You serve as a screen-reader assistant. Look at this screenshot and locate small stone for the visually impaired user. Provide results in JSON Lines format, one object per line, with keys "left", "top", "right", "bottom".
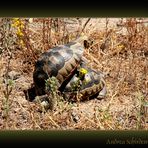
{"left": 71, "top": 111, "right": 80, "bottom": 123}
{"left": 8, "top": 71, "right": 20, "bottom": 80}
{"left": 41, "top": 101, "right": 50, "bottom": 110}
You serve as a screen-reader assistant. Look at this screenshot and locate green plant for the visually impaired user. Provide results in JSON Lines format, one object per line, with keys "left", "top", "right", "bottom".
{"left": 135, "top": 91, "right": 145, "bottom": 129}
{"left": 0, "top": 18, "right": 15, "bottom": 129}
{"left": 3, "top": 78, "right": 15, "bottom": 122}
{"left": 45, "top": 76, "right": 60, "bottom": 110}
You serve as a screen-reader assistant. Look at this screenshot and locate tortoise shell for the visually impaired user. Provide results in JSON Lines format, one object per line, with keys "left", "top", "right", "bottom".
{"left": 33, "top": 36, "right": 89, "bottom": 96}
{"left": 63, "top": 62, "right": 107, "bottom": 101}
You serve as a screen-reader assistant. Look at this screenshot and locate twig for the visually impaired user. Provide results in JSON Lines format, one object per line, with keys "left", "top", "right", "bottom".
{"left": 81, "top": 18, "right": 91, "bottom": 33}
{"left": 85, "top": 49, "right": 103, "bottom": 67}
{"left": 84, "top": 115, "right": 102, "bottom": 129}
{"left": 53, "top": 101, "right": 69, "bottom": 116}
{"left": 30, "top": 112, "right": 41, "bottom": 129}
{"left": 106, "top": 75, "right": 126, "bottom": 111}
{"left": 94, "top": 108, "right": 105, "bottom": 129}
{"left": 47, "top": 115, "right": 60, "bottom": 128}
{"left": 104, "top": 120, "right": 114, "bottom": 130}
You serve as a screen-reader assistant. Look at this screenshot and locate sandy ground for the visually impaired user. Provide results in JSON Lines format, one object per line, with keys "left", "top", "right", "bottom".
{"left": 0, "top": 18, "right": 147, "bottom": 130}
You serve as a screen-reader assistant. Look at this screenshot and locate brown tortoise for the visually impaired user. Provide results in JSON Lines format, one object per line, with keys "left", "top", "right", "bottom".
{"left": 63, "top": 61, "right": 107, "bottom": 102}
{"left": 24, "top": 35, "right": 107, "bottom": 108}
{"left": 25, "top": 35, "right": 91, "bottom": 101}
{"left": 28, "top": 61, "right": 107, "bottom": 110}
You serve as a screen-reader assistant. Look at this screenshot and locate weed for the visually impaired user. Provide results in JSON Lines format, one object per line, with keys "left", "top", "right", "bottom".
{"left": 0, "top": 18, "right": 148, "bottom": 130}
{"left": 45, "top": 76, "right": 60, "bottom": 110}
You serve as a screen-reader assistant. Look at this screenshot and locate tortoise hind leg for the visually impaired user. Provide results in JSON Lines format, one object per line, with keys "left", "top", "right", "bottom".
{"left": 97, "top": 86, "right": 107, "bottom": 99}
{"left": 23, "top": 85, "right": 37, "bottom": 101}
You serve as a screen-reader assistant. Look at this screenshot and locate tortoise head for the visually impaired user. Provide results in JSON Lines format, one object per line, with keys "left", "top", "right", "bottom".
{"left": 74, "top": 35, "right": 93, "bottom": 49}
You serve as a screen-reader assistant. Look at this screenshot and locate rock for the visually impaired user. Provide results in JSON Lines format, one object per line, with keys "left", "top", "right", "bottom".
{"left": 8, "top": 71, "right": 21, "bottom": 80}
{"left": 71, "top": 110, "right": 80, "bottom": 123}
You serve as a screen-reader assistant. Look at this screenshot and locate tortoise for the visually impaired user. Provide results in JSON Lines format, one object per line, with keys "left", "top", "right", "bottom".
{"left": 63, "top": 62, "right": 107, "bottom": 102}
{"left": 26, "top": 62, "right": 107, "bottom": 109}
{"left": 32, "top": 35, "right": 92, "bottom": 99}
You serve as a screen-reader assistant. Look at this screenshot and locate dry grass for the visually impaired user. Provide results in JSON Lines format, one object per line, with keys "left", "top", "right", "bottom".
{"left": 0, "top": 18, "right": 148, "bottom": 130}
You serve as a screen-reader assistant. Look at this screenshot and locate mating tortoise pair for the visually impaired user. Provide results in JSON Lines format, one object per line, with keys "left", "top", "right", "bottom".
{"left": 24, "top": 35, "right": 107, "bottom": 104}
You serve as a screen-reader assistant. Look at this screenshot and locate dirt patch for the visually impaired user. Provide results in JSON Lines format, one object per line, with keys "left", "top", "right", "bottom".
{"left": 0, "top": 18, "right": 148, "bottom": 130}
